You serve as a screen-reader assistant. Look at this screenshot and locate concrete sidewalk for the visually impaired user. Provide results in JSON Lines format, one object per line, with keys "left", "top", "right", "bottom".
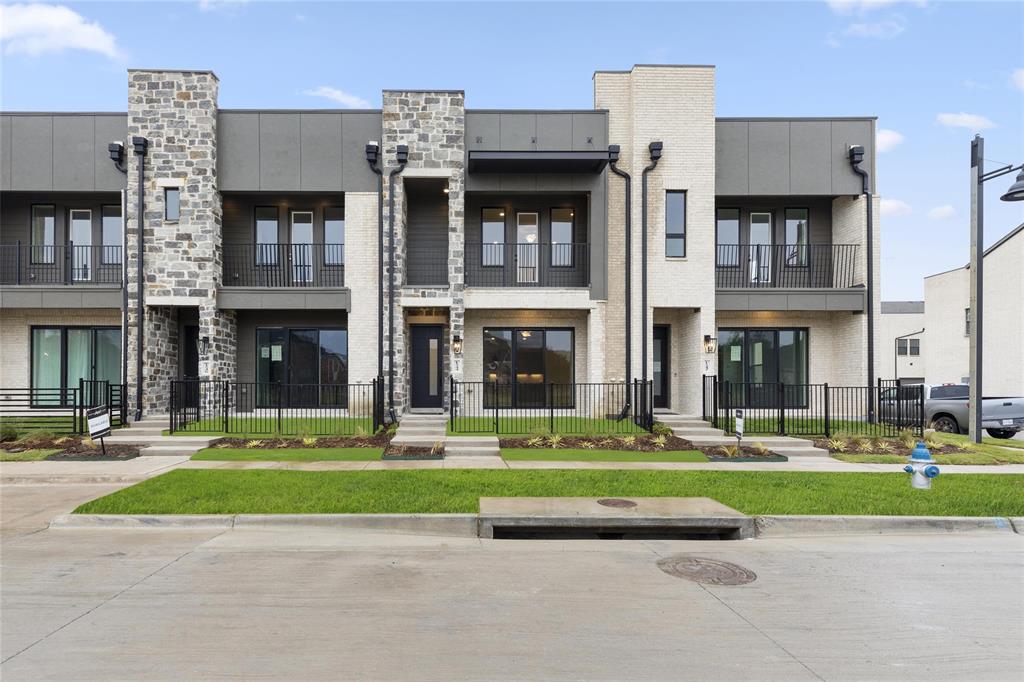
{"left": 0, "top": 456, "right": 189, "bottom": 484}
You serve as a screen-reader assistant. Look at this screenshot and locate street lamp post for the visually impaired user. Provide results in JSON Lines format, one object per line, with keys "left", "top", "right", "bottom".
{"left": 968, "top": 135, "right": 1024, "bottom": 443}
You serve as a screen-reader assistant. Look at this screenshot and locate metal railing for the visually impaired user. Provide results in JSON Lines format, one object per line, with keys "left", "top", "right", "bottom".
{"left": 449, "top": 378, "right": 653, "bottom": 434}
{"left": 715, "top": 244, "right": 859, "bottom": 289}
{"left": 701, "top": 375, "right": 923, "bottom": 437}
{"left": 465, "top": 242, "right": 589, "bottom": 288}
{"left": 221, "top": 243, "right": 345, "bottom": 288}
{"left": 406, "top": 243, "right": 450, "bottom": 286}
{"left": 0, "top": 243, "right": 123, "bottom": 286}
{"left": 169, "top": 378, "right": 384, "bottom": 435}
{"left": 0, "top": 380, "right": 127, "bottom": 434}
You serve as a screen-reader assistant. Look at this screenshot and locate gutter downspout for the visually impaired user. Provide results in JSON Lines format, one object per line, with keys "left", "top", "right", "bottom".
{"left": 132, "top": 137, "right": 148, "bottom": 422}
{"left": 640, "top": 142, "right": 662, "bottom": 386}
{"left": 849, "top": 145, "right": 875, "bottom": 421}
{"left": 108, "top": 144, "right": 128, "bottom": 402}
{"left": 387, "top": 146, "right": 408, "bottom": 417}
{"left": 608, "top": 146, "right": 632, "bottom": 395}
{"left": 366, "top": 145, "right": 384, "bottom": 383}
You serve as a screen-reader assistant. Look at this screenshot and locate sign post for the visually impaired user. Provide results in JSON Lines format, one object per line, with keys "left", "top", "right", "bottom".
{"left": 734, "top": 408, "right": 744, "bottom": 450}
{"left": 87, "top": 405, "right": 112, "bottom": 457}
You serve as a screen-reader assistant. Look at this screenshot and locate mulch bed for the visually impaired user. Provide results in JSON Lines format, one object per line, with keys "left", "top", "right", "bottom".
{"left": 212, "top": 432, "right": 392, "bottom": 449}
{"left": 499, "top": 434, "right": 694, "bottom": 451}
{"left": 811, "top": 438, "right": 961, "bottom": 457}
{"left": 46, "top": 448, "right": 140, "bottom": 461}
{"left": 2, "top": 436, "right": 141, "bottom": 460}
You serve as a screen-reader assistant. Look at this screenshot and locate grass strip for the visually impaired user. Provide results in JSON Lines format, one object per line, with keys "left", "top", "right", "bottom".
{"left": 191, "top": 447, "right": 383, "bottom": 462}
{"left": 835, "top": 451, "right": 1024, "bottom": 465}
{"left": 74, "top": 469, "right": 1024, "bottom": 517}
{"left": 501, "top": 448, "right": 707, "bottom": 462}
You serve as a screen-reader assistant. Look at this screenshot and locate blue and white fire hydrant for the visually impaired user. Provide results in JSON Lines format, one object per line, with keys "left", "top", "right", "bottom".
{"left": 904, "top": 441, "right": 940, "bottom": 490}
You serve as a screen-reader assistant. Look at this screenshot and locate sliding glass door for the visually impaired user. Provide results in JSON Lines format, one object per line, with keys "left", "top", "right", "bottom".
{"left": 482, "top": 328, "right": 574, "bottom": 408}
{"left": 31, "top": 327, "right": 121, "bottom": 406}
{"left": 256, "top": 328, "right": 348, "bottom": 408}
{"left": 717, "top": 328, "right": 808, "bottom": 408}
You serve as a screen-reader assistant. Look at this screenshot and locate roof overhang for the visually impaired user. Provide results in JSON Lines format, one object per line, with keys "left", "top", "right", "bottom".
{"left": 468, "top": 150, "right": 610, "bottom": 174}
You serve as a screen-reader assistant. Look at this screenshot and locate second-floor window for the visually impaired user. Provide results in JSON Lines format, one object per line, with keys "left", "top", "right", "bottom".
{"left": 665, "top": 191, "right": 686, "bottom": 257}
{"left": 324, "top": 207, "right": 345, "bottom": 266}
{"left": 482, "top": 208, "right": 505, "bottom": 267}
{"left": 964, "top": 308, "right": 970, "bottom": 336}
{"left": 31, "top": 204, "right": 56, "bottom": 264}
{"left": 255, "top": 207, "right": 279, "bottom": 265}
{"left": 785, "top": 208, "right": 809, "bottom": 266}
{"left": 898, "top": 338, "right": 922, "bottom": 356}
{"left": 102, "top": 205, "right": 122, "bottom": 264}
{"left": 69, "top": 209, "right": 92, "bottom": 280}
{"left": 551, "top": 208, "right": 574, "bottom": 267}
{"left": 164, "top": 188, "right": 180, "bottom": 221}
{"left": 291, "top": 211, "right": 314, "bottom": 283}
{"left": 716, "top": 208, "right": 740, "bottom": 266}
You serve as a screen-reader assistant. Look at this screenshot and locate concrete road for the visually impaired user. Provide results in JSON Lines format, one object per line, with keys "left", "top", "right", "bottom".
{"left": 2, "top": 489, "right": 1022, "bottom": 681}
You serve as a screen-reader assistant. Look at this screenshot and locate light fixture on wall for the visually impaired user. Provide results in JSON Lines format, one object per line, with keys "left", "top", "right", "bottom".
{"left": 200, "top": 336, "right": 211, "bottom": 356}
{"left": 452, "top": 335, "right": 463, "bottom": 355}
{"left": 703, "top": 334, "right": 717, "bottom": 354}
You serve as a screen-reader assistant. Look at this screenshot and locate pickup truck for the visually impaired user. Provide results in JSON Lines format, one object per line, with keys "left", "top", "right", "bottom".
{"left": 918, "top": 384, "right": 1024, "bottom": 439}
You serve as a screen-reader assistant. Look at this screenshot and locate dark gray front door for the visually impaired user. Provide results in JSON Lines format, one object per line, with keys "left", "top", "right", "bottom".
{"left": 410, "top": 326, "right": 443, "bottom": 408}
{"left": 653, "top": 325, "right": 670, "bottom": 409}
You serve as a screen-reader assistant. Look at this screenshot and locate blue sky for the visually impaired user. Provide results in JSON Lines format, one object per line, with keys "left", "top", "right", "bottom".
{"left": 1, "top": 0, "right": 1021, "bottom": 300}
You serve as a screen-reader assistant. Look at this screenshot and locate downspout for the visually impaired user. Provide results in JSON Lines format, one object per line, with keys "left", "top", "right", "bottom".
{"left": 365, "top": 143, "right": 384, "bottom": 383}
{"left": 132, "top": 136, "right": 149, "bottom": 421}
{"left": 849, "top": 145, "right": 875, "bottom": 420}
{"left": 387, "top": 145, "right": 409, "bottom": 416}
{"left": 608, "top": 146, "right": 632, "bottom": 393}
{"left": 640, "top": 142, "right": 662, "bottom": 385}
{"left": 107, "top": 143, "right": 128, "bottom": 400}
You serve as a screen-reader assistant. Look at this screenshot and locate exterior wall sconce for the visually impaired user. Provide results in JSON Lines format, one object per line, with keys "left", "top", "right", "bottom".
{"left": 703, "top": 334, "right": 717, "bottom": 354}
{"left": 200, "top": 336, "right": 211, "bottom": 356}
{"left": 452, "top": 335, "right": 463, "bottom": 355}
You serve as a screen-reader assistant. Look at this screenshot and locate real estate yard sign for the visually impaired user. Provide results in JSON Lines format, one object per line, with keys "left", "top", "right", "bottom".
{"left": 87, "top": 405, "right": 111, "bottom": 455}
{"left": 735, "top": 409, "right": 744, "bottom": 448}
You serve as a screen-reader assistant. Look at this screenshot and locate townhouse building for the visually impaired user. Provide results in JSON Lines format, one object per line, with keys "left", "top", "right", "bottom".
{"left": 0, "top": 65, "right": 879, "bottom": 422}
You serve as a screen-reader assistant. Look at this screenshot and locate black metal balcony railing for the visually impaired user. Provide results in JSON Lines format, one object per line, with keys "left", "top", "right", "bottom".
{"left": 221, "top": 243, "right": 344, "bottom": 288}
{"left": 0, "top": 243, "right": 123, "bottom": 286}
{"left": 465, "top": 242, "right": 589, "bottom": 288}
{"left": 715, "top": 244, "right": 859, "bottom": 289}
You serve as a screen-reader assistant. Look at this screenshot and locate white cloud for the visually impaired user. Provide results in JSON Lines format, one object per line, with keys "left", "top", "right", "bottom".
{"left": 880, "top": 199, "right": 912, "bottom": 217}
{"left": 827, "top": 0, "right": 925, "bottom": 15}
{"left": 0, "top": 3, "right": 120, "bottom": 58}
{"left": 845, "top": 18, "right": 906, "bottom": 39}
{"left": 303, "top": 86, "right": 371, "bottom": 109}
{"left": 824, "top": 32, "right": 842, "bottom": 48}
{"left": 936, "top": 112, "right": 996, "bottom": 130}
{"left": 1011, "top": 69, "right": 1024, "bottom": 91}
{"left": 927, "top": 205, "right": 955, "bottom": 220}
{"left": 876, "top": 129, "right": 904, "bottom": 152}
{"left": 198, "top": 0, "right": 249, "bottom": 13}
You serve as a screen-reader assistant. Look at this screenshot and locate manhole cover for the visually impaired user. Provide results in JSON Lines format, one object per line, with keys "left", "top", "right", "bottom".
{"left": 656, "top": 555, "right": 757, "bottom": 585}
{"left": 597, "top": 498, "right": 637, "bottom": 508}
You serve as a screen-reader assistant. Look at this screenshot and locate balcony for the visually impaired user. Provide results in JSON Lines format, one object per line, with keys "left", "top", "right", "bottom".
{"left": 716, "top": 244, "right": 859, "bottom": 289}
{"left": 0, "top": 244, "right": 122, "bottom": 286}
{"left": 221, "top": 243, "right": 345, "bottom": 288}
{"left": 465, "top": 242, "right": 590, "bottom": 288}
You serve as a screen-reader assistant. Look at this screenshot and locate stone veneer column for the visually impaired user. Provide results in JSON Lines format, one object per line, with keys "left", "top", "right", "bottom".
{"left": 126, "top": 69, "right": 232, "bottom": 416}
{"left": 381, "top": 91, "right": 465, "bottom": 413}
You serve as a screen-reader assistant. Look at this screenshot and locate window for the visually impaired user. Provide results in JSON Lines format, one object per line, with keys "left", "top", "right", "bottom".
{"left": 69, "top": 209, "right": 92, "bottom": 281}
{"left": 550, "top": 208, "right": 574, "bottom": 267}
{"left": 964, "top": 308, "right": 970, "bottom": 336}
{"left": 716, "top": 208, "right": 740, "bottom": 266}
{"left": 897, "top": 339, "right": 908, "bottom": 356}
{"left": 164, "top": 188, "right": 180, "bottom": 221}
{"left": 749, "top": 212, "right": 773, "bottom": 283}
{"left": 717, "top": 328, "right": 809, "bottom": 407}
{"left": 481, "top": 208, "right": 505, "bottom": 266}
{"left": 324, "top": 207, "right": 345, "bottom": 266}
{"left": 909, "top": 338, "right": 920, "bottom": 356}
{"left": 482, "top": 328, "right": 575, "bottom": 408}
{"left": 31, "top": 205, "right": 55, "bottom": 264}
{"left": 784, "top": 208, "right": 809, "bottom": 267}
{"left": 291, "top": 211, "right": 314, "bottom": 282}
{"left": 256, "top": 327, "right": 348, "bottom": 407}
{"left": 517, "top": 212, "right": 539, "bottom": 283}
{"left": 665, "top": 191, "right": 686, "bottom": 257}
{"left": 101, "top": 205, "right": 122, "bottom": 264}
{"left": 30, "top": 326, "right": 121, "bottom": 406}
{"left": 255, "top": 207, "right": 279, "bottom": 265}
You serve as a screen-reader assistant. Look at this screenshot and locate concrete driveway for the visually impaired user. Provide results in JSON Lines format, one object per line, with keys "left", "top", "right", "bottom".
{"left": 2, "top": 486, "right": 1022, "bottom": 681}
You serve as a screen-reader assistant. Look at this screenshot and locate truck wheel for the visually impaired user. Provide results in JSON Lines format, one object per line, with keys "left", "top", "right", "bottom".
{"left": 932, "top": 415, "right": 960, "bottom": 434}
{"left": 986, "top": 429, "right": 1016, "bottom": 440}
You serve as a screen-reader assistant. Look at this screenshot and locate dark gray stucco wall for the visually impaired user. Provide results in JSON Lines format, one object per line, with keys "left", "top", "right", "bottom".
{"left": 713, "top": 196, "right": 834, "bottom": 246}
{"left": 715, "top": 118, "right": 876, "bottom": 196}
{"left": 221, "top": 193, "right": 346, "bottom": 246}
{"left": 1, "top": 191, "right": 122, "bottom": 245}
{"left": 217, "top": 111, "right": 382, "bottom": 192}
{"left": 0, "top": 114, "right": 127, "bottom": 192}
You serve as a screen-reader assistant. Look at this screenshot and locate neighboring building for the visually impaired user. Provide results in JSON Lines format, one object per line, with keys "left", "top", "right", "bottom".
{"left": 0, "top": 65, "right": 878, "bottom": 419}
{"left": 922, "top": 224, "right": 1024, "bottom": 395}
{"left": 878, "top": 301, "right": 925, "bottom": 383}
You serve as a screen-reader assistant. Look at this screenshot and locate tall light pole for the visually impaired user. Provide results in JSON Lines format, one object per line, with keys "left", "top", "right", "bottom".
{"left": 968, "top": 135, "right": 1024, "bottom": 443}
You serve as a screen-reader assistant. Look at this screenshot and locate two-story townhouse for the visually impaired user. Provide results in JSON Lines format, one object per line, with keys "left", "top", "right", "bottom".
{"left": 0, "top": 65, "right": 878, "bottom": 424}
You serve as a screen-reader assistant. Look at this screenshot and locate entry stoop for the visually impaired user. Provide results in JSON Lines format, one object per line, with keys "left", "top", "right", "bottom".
{"left": 444, "top": 436, "right": 501, "bottom": 458}
{"left": 391, "top": 413, "right": 447, "bottom": 448}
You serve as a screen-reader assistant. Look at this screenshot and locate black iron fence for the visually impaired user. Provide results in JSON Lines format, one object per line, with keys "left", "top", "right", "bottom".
{"left": 169, "top": 378, "right": 384, "bottom": 435}
{"left": 701, "top": 375, "right": 923, "bottom": 437}
{"left": 221, "top": 243, "right": 345, "bottom": 288}
{"left": 0, "top": 380, "right": 127, "bottom": 434}
{"left": 465, "top": 242, "right": 589, "bottom": 287}
{"left": 0, "top": 243, "right": 123, "bottom": 286}
{"left": 715, "top": 244, "right": 859, "bottom": 289}
{"left": 449, "top": 378, "right": 653, "bottom": 434}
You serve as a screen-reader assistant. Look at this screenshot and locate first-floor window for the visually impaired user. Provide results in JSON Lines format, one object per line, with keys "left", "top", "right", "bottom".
{"left": 483, "top": 327, "right": 574, "bottom": 408}
{"left": 255, "top": 328, "right": 348, "bottom": 407}
{"left": 31, "top": 326, "right": 121, "bottom": 405}
{"left": 717, "top": 328, "right": 808, "bottom": 407}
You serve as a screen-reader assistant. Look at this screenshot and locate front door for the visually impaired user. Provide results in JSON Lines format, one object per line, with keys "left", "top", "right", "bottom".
{"left": 182, "top": 325, "right": 200, "bottom": 410}
{"left": 653, "top": 325, "right": 670, "bottom": 409}
{"left": 410, "top": 325, "right": 443, "bottom": 409}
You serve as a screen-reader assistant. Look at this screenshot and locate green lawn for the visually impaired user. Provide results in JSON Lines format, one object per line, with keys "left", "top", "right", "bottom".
{"left": 191, "top": 447, "right": 383, "bottom": 462}
{"left": 73, "top": 469, "right": 1024, "bottom": 517}
{"left": 0, "top": 449, "right": 60, "bottom": 462}
{"left": 448, "top": 416, "right": 646, "bottom": 436}
{"left": 835, "top": 451, "right": 1024, "bottom": 465}
{"left": 930, "top": 432, "right": 1024, "bottom": 451}
{"left": 502, "top": 448, "right": 707, "bottom": 462}
{"left": 165, "top": 416, "right": 375, "bottom": 437}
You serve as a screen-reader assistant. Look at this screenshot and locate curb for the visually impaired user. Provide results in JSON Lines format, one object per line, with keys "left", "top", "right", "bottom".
{"left": 50, "top": 513, "right": 1022, "bottom": 537}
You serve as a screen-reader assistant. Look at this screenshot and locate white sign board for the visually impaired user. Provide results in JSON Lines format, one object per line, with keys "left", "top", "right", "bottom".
{"left": 87, "top": 406, "right": 112, "bottom": 439}
{"left": 734, "top": 409, "right": 744, "bottom": 438}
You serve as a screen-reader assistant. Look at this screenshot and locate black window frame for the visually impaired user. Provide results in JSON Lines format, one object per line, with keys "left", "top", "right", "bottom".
{"left": 784, "top": 207, "right": 810, "bottom": 268}
{"left": 717, "top": 327, "right": 810, "bottom": 408}
{"left": 164, "top": 187, "right": 180, "bottom": 222}
{"left": 665, "top": 190, "right": 687, "bottom": 258}
{"left": 323, "top": 206, "right": 345, "bottom": 267}
{"left": 101, "top": 204, "right": 123, "bottom": 265}
{"left": 254, "top": 205, "right": 280, "bottom": 266}
{"left": 549, "top": 207, "right": 575, "bottom": 268}
{"left": 897, "top": 339, "right": 908, "bottom": 356}
{"left": 964, "top": 308, "right": 970, "bottom": 336}
{"left": 30, "top": 203, "right": 57, "bottom": 265}
{"left": 482, "top": 326, "right": 575, "bottom": 409}
{"left": 29, "top": 325, "right": 121, "bottom": 405}
{"left": 908, "top": 338, "right": 920, "bottom": 356}
{"left": 254, "top": 326, "right": 349, "bottom": 408}
{"left": 715, "top": 207, "right": 741, "bottom": 268}
{"left": 480, "top": 206, "right": 506, "bottom": 268}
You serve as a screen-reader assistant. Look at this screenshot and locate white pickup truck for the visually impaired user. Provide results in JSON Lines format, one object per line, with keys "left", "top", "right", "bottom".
{"left": 919, "top": 384, "right": 1024, "bottom": 439}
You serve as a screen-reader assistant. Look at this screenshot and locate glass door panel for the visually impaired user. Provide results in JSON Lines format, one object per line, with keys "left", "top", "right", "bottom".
{"left": 749, "top": 212, "right": 772, "bottom": 284}
{"left": 319, "top": 330, "right": 348, "bottom": 407}
{"left": 290, "top": 211, "right": 314, "bottom": 283}
{"left": 717, "top": 330, "right": 745, "bottom": 407}
{"left": 256, "top": 329, "right": 287, "bottom": 407}
{"left": 288, "top": 329, "right": 319, "bottom": 406}
{"left": 66, "top": 329, "right": 93, "bottom": 403}
{"left": 483, "top": 329, "right": 513, "bottom": 408}
{"left": 94, "top": 329, "right": 121, "bottom": 384}
{"left": 746, "top": 330, "right": 778, "bottom": 407}
{"left": 514, "top": 329, "right": 544, "bottom": 407}
{"left": 70, "top": 209, "right": 92, "bottom": 281}
{"left": 31, "top": 329, "right": 62, "bottom": 405}
{"left": 516, "top": 212, "right": 539, "bottom": 284}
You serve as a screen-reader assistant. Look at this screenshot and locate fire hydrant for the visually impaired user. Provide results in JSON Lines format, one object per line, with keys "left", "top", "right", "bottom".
{"left": 904, "top": 441, "right": 940, "bottom": 490}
